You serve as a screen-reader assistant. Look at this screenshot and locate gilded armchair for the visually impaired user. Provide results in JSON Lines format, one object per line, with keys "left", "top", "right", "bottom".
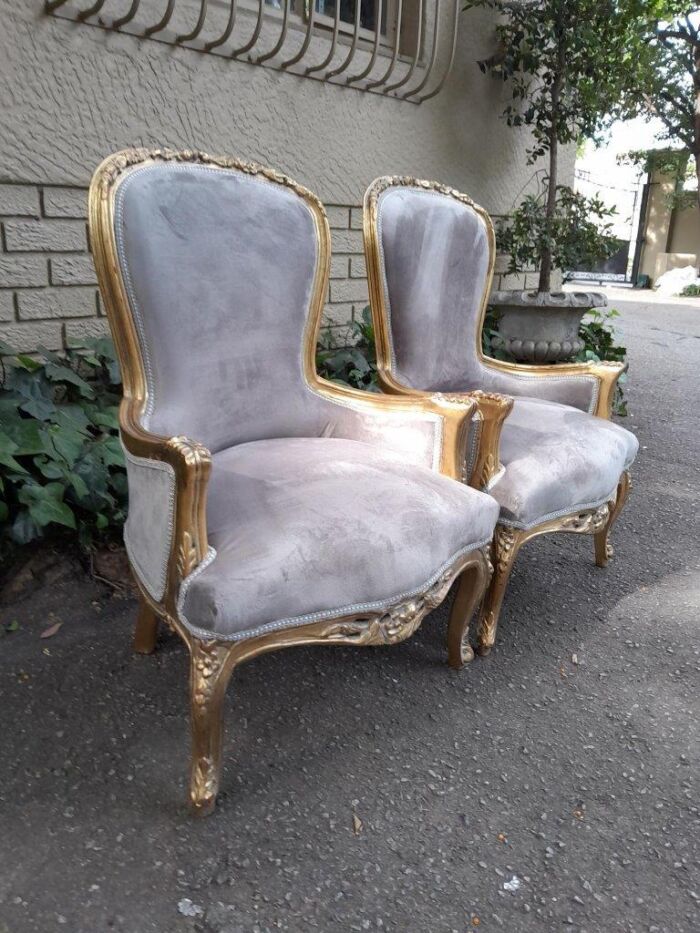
{"left": 363, "top": 176, "right": 639, "bottom": 657}
{"left": 89, "top": 150, "right": 500, "bottom": 815}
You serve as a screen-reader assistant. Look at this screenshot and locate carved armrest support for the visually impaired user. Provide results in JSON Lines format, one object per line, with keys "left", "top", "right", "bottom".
{"left": 481, "top": 357, "right": 626, "bottom": 420}
{"left": 437, "top": 390, "right": 514, "bottom": 489}
{"left": 120, "top": 399, "right": 212, "bottom": 614}
{"left": 378, "top": 371, "right": 512, "bottom": 489}
{"left": 314, "top": 378, "right": 476, "bottom": 482}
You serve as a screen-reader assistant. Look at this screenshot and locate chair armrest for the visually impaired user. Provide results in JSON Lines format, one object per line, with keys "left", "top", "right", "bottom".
{"left": 480, "top": 356, "right": 626, "bottom": 419}
{"left": 377, "top": 371, "right": 513, "bottom": 490}
{"left": 119, "top": 399, "right": 212, "bottom": 616}
{"left": 313, "top": 378, "right": 477, "bottom": 482}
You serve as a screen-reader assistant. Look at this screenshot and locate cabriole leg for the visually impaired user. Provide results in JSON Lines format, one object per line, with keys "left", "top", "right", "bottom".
{"left": 189, "top": 639, "right": 235, "bottom": 817}
{"left": 476, "top": 525, "right": 525, "bottom": 657}
{"left": 447, "top": 548, "right": 494, "bottom": 669}
{"left": 594, "top": 471, "right": 632, "bottom": 568}
{"left": 133, "top": 596, "right": 159, "bottom": 655}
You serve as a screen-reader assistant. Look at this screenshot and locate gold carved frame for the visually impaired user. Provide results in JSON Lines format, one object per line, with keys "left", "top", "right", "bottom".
{"left": 363, "top": 175, "right": 631, "bottom": 657}
{"left": 89, "top": 149, "right": 493, "bottom": 816}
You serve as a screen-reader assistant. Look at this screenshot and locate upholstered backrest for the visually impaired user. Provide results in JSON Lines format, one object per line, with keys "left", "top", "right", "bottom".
{"left": 374, "top": 185, "right": 492, "bottom": 391}
{"left": 112, "top": 159, "right": 325, "bottom": 453}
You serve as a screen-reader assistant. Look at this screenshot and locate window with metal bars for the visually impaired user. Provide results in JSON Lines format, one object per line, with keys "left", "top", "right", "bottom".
{"left": 44, "top": 0, "right": 459, "bottom": 102}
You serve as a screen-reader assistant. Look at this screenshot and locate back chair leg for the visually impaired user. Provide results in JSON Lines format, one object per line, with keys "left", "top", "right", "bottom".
{"left": 475, "top": 526, "right": 526, "bottom": 657}
{"left": 133, "top": 597, "right": 159, "bottom": 655}
{"left": 447, "top": 548, "right": 493, "bottom": 669}
{"left": 189, "top": 639, "right": 237, "bottom": 817}
{"left": 594, "top": 471, "right": 632, "bottom": 568}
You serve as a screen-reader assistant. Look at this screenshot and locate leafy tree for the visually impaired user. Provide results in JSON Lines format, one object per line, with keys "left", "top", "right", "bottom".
{"left": 464, "top": 0, "right": 673, "bottom": 291}
{"left": 628, "top": 7, "right": 700, "bottom": 205}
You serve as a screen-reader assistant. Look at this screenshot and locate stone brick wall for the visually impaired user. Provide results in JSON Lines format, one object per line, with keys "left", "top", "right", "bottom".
{"left": 0, "top": 182, "right": 368, "bottom": 351}
{"left": 0, "top": 183, "right": 103, "bottom": 352}
{"left": 0, "top": 183, "right": 555, "bottom": 354}
{"left": 324, "top": 206, "right": 368, "bottom": 335}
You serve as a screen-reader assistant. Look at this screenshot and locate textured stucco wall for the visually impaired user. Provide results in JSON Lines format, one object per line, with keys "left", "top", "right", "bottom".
{"left": 0, "top": 0, "right": 573, "bottom": 349}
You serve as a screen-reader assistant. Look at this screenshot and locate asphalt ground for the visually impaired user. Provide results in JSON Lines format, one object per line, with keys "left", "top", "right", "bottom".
{"left": 0, "top": 298, "right": 698, "bottom": 933}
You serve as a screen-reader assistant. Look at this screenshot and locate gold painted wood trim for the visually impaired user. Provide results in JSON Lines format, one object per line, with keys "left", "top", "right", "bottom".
{"left": 169, "top": 544, "right": 491, "bottom": 814}
{"left": 476, "top": 471, "right": 632, "bottom": 656}
{"left": 362, "top": 176, "right": 512, "bottom": 488}
{"left": 362, "top": 175, "right": 627, "bottom": 422}
{"left": 89, "top": 149, "right": 495, "bottom": 814}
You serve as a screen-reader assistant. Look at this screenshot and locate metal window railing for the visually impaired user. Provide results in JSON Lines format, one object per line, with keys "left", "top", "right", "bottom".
{"left": 44, "top": 0, "right": 459, "bottom": 103}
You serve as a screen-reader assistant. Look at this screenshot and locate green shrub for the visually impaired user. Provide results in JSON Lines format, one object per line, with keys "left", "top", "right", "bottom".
{"left": 680, "top": 283, "right": 700, "bottom": 297}
{"left": 0, "top": 338, "right": 126, "bottom": 556}
{"left": 316, "top": 306, "right": 378, "bottom": 391}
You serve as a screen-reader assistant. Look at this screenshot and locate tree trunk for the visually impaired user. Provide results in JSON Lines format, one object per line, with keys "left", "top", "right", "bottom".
{"left": 695, "top": 43, "right": 700, "bottom": 211}
{"left": 537, "top": 131, "right": 558, "bottom": 294}
{"left": 537, "top": 38, "right": 566, "bottom": 295}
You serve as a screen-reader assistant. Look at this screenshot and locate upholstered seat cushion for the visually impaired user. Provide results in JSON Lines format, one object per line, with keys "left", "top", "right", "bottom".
{"left": 179, "top": 437, "right": 499, "bottom": 640}
{"left": 490, "top": 397, "right": 639, "bottom": 529}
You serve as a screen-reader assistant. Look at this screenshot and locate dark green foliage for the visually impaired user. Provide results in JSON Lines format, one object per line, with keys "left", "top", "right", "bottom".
{"left": 680, "top": 283, "right": 700, "bottom": 296}
{"left": 497, "top": 186, "right": 621, "bottom": 278}
{"left": 315, "top": 306, "right": 379, "bottom": 391}
{"left": 0, "top": 338, "right": 126, "bottom": 555}
{"left": 576, "top": 307, "right": 628, "bottom": 415}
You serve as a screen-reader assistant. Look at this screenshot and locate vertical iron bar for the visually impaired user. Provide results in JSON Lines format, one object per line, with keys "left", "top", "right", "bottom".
{"left": 144, "top": 0, "right": 176, "bottom": 36}
{"left": 78, "top": 0, "right": 107, "bottom": 18}
{"left": 384, "top": 0, "right": 422, "bottom": 92}
{"left": 365, "top": 0, "right": 403, "bottom": 90}
{"left": 109, "top": 0, "right": 141, "bottom": 28}
{"left": 415, "top": 0, "right": 458, "bottom": 103}
{"left": 176, "top": 0, "right": 209, "bottom": 42}
{"left": 281, "top": 0, "right": 316, "bottom": 68}
{"left": 231, "top": 0, "right": 265, "bottom": 56}
{"left": 306, "top": 0, "right": 341, "bottom": 74}
{"left": 256, "top": 0, "right": 291, "bottom": 63}
{"left": 325, "top": 0, "right": 362, "bottom": 79}
{"left": 204, "top": 0, "right": 237, "bottom": 50}
{"left": 345, "top": 0, "right": 383, "bottom": 84}
{"left": 402, "top": 0, "right": 439, "bottom": 98}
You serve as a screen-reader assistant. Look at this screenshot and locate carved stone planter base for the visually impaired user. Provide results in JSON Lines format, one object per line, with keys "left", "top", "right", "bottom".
{"left": 490, "top": 289, "right": 607, "bottom": 363}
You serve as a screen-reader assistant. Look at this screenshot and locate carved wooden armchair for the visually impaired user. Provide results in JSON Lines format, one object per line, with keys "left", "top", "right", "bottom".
{"left": 89, "top": 150, "right": 501, "bottom": 815}
{"left": 363, "top": 177, "right": 639, "bottom": 657}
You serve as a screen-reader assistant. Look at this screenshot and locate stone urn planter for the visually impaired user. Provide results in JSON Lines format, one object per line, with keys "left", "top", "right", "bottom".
{"left": 490, "top": 290, "right": 607, "bottom": 363}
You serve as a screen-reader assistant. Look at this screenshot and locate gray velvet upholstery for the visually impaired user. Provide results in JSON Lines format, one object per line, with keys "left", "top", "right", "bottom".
{"left": 374, "top": 183, "right": 639, "bottom": 528}
{"left": 122, "top": 446, "right": 176, "bottom": 601}
{"left": 116, "top": 162, "right": 324, "bottom": 453}
{"left": 377, "top": 187, "right": 600, "bottom": 413}
{"left": 114, "top": 162, "right": 446, "bottom": 472}
{"left": 113, "top": 161, "right": 497, "bottom": 636}
{"left": 179, "top": 438, "right": 499, "bottom": 640}
{"left": 491, "top": 398, "right": 639, "bottom": 528}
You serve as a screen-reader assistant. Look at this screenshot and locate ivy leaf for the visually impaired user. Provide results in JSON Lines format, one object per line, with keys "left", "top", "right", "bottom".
{"left": 49, "top": 425, "right": 87, "bottom": 467}
{"left": 11, "top": 509, "right": 40, "bottom": 544}
{"left": 44, "top": 361, "right": 95, "bottom": 399}
{"left": 18, "top": 482, "right": 76, "bottom": 530}
{"left": 15, "top": 354, "right": 43, "bottom": 372}
{"left": 101, "top": 435, "right": 125, "bottom": 468}
{"left": 69, "top": 472, "right": 90, "bottom": 500}
{"left": 91, "top": 407, "right": 119, "bottom": 431}
{"left": 52, "top": 405, "right": 92, "bottom": 435}
{"left": 0, "top": 431, "right": 29, "bottom": 474}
